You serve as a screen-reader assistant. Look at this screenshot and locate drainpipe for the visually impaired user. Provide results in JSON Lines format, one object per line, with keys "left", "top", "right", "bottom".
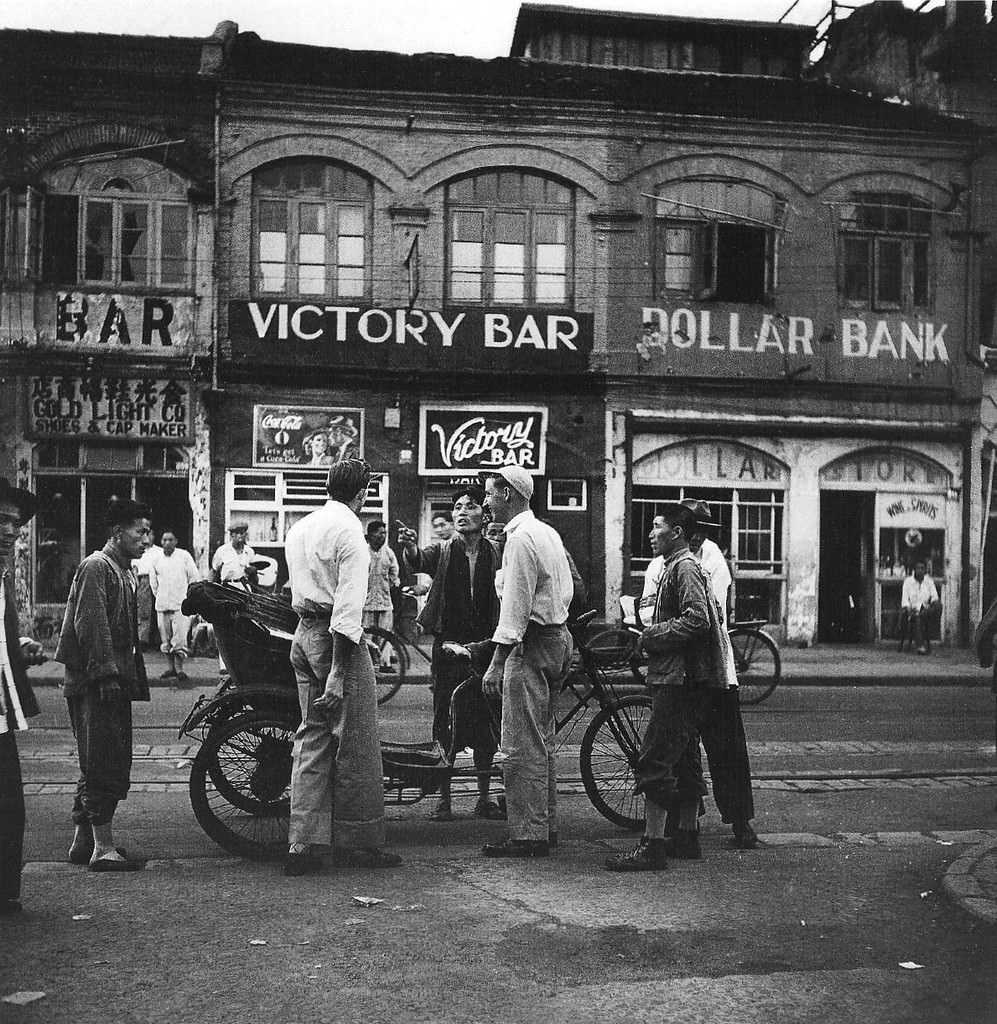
{"left": 212, "top": 86, "right": 221, "bottom": 392}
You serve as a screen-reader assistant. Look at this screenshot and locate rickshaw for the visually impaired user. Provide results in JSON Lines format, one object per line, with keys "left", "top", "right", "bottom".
{"left": 180, "top": 582, "right": 651, "bottom": 860}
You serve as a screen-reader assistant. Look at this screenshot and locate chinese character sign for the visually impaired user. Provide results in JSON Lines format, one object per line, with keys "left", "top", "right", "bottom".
{"left": 253, "top": 406, "right": 364, "bottom": 468}
{"left": 419, "top": 405, "right": 547, "bottom": 476}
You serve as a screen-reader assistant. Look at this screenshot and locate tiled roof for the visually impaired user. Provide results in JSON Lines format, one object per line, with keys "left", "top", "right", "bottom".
{"left": 225, "top": 33, "right": 974, "bottom": 135}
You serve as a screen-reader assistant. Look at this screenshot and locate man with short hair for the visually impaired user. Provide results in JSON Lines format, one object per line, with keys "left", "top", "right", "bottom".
{"left": 362, "top": 520, "right": 400, "bottom": 672}
{"left": 400, "top": 485, "right": 503, "bottom": 821}
{"left": 283, "top": 459, "right": 401, "bottom": 875}
{"left": 57, "top": 498, "right": 152, "bottom": 872}
{"left": 901, "top": 560, "right": 942, "bottom": 655}
{"left": 431, "top": 511, "right": 455, "bottom": 543}
{"left": 211, "top": 522, "right": 256, "bottom": 584}
{"left": 133, "top": 530, "right": 163, "bottom": 648}
{"left": 606, "top": 503, "right": 727, "bottom": 872}
{"left": 0, "top": 478, "right": 45, "bottom": 913}
{"left": 481, "top": 467, "right": 573, "bottom": 858}
{"left": 148, "top": 531, "right": 200, "bottom": 684}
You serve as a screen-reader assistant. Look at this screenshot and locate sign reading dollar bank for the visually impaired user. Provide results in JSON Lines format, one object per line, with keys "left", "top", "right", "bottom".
{"left": 419, "top": 405, "right": 548, "bottom": 476}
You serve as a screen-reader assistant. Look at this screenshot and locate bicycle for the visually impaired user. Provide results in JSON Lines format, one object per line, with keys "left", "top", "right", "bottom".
{"left": 363, "top": 623, "right": 436, "bottom": 705}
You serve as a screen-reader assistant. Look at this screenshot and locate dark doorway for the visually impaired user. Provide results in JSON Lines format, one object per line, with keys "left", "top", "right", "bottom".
{"left": 818, "top": 490, "right": 875, "bottom": 642}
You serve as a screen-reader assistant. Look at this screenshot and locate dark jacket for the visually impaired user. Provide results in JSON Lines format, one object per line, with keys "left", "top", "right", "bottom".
{"left": 2, "top": 568, "right": 39, "bottom": 720}
{"left": 641, "top": 548, "right": 727, "bottom": 689}
{"left": 56, "top": 543, "right": 150, "bottom": 700}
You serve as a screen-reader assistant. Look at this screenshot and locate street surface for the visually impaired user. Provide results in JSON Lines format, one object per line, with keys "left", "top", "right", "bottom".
{"left": 2, "top": 677, "right": 996, "bottom": 1023}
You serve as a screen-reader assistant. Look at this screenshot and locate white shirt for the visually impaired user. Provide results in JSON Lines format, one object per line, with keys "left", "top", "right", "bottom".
{"left": 285, "top": 500, "right": 369, "bottom": 644}
{"left": 644, "top": 539, "right": 731, "bottom": 624}
{"left": 148, "top": 547, "right": 200, "bottom": 612}
{"left": 363, "top": 543, "right": 400, "bottom": 612}
{"left": 0, "top": 573, "right": 28, "bottom": 733}
{"left": 211, "top": 541, "right": 256, "bottom": 583}
{"left": 902, "top": 574, "right": 939, "bottom": 612}
{"left": 133, "top": 544, "right": 163, "bottom": 576}
{"left": 492, "top": 510, "right": 573, "bottom": 646}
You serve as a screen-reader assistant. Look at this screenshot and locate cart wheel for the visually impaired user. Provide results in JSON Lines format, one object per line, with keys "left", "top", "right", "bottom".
{"left": 729, "top": 627, "right": 781, "bottom": 705}
{"left": 189, "top": 711, "right": 295, "bottom": 861}
{"left": 579, "top": 694, "right": 651, "bottom": 831}
{"left": 365, "top": 626, "right": 407, "bottom": 705}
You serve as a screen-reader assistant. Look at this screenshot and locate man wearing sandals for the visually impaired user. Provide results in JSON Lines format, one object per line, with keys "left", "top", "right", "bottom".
{"left": 399, "top": 485, "right": 504, "bottom": 822}
{"left": 283, "top": 459, "right": 401, "bottom": 875}
{"left": 57, "top": 498, "right": 153, "bottom": 872}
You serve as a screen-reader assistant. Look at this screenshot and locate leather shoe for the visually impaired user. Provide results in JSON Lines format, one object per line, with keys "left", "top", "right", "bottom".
{"left": 605, "top": 836, "right": 667, "bottom": 872}
{"left": 482, "top": 838, "right": 549, "bottom": 858}
{"left": 474, "top": 797, "right": 507, "bottom": 820}
{"left": 663, "top": 829, "right": 702, "bottom": 860}
{"left": 732, "top": 823, "right": 759, "bottom": 850}
{"left": 350, "top": 848, "right": 402, "bottom": 869}
{"left": 284, "top": 851, "right": 326, "bottom": 876}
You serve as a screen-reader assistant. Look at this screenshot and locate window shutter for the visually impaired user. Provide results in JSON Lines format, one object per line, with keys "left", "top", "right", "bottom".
{"left": 42, "top": 193, "right": 80, "bottom": 284}
{"left": 24, "top": 186, "right": 43, "bottom": 279}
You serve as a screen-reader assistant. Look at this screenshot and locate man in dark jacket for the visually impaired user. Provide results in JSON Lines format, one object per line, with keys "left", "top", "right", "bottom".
{"left": 399, "top": 485, "right": 503, "bottom": 821}
{"left": 0, "top": 478, "right": 44, "bottom": 914}
{"left": 606, "top": 502, "right": 728, "bottom": 872}
{"left": 56, "top": 498, "right": 152, "bottom": 872}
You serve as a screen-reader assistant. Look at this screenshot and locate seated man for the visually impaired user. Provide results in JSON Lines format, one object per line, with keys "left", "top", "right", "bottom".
{"left": 900, "top": 560, "right": 942, "bottom": 655}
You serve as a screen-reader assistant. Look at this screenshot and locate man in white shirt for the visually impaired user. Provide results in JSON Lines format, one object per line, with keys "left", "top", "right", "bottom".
{"left": 481, "top": 467, "right": 573, "bottom": 859}
{"left": 148, "top": 531, "right": 199, "bottom": 684}
{"left": 133, "top": 533, "right": 163, "bottom": 648}
{"left": 283, "top": 459, "right": 401, "bottom": 875}
{"left": 362, "top": 520, "right": 400, "bottom": 671}
{"left": 901, "top": 560, "right": 942, "bottom": 655}
{"left": 211, "top": 522, "right": 256, "bottom": 584}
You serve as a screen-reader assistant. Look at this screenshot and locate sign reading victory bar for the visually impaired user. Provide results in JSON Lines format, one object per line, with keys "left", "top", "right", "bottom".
{"left": 229, "top": 302, "right": 592, "bottom": 372}
{"left": 28, "top": 375, "right": 190, "bottom": 441}
{"left": 419, "top": 405, "right": 548, "bottom": 476}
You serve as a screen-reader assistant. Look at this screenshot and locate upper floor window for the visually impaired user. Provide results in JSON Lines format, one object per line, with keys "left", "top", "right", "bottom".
{"left": 446, "top": 170, "right": 574, "bottom": 306}
{"left": 41, "top": 157, "right": 193, "bottom": 288}
{"left": 654, "top": 180, "right": 780, "bottom": 303}
{"left": 839, "top": 192, "right": 931, "bottom": 310}
{"left": 252, "top": 159, "right": 371, "bottom": 299}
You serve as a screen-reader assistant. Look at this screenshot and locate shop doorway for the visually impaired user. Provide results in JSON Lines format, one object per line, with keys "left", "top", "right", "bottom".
{"left": 818, "top": 491, "right": 875, "bottom": 642}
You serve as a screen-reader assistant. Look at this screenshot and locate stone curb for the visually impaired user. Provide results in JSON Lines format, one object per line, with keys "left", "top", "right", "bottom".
{"left": 942, "top": 839, "right": 997, "bottom": 925}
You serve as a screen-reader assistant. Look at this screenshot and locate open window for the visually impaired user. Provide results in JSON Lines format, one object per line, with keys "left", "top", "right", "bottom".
{"left": 653, "top": 179, "right": 780, "bottom": 303}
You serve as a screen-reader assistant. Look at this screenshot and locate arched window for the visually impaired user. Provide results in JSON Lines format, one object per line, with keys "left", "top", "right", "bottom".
{"left": 41, "top": 156, "right": 192, "bottom": 287}
{"left": 839, "top": 192, "right": 931, "bottom": 310}
{"left": 252, "top": 158, "right": 371, "bottom": 298}
{"left": 445, "top": 170, "right": 574, "bottom": 306}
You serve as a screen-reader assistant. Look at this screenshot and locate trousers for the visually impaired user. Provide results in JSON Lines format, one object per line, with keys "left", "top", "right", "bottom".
{"left": 67, "top": 690, "right": 133, "bottom": 827}
{"left": 500, "top": 623, "right": 571, "bottom": 842}
{"left": 635, "top": 686, "right": 712, "bottom": 811}
{"left": 699, "top": 687, "right": 755, "bottom": 824}
{"left": 0, "top": 732, "right": 24, "bottom": 901}
{"left": 288, "top": 619, "right": 385, "bottom": 850}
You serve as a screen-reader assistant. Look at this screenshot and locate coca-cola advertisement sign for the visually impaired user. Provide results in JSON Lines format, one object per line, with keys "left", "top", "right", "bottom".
{"left": 419, "top": 405, "right": 547, "bottom": 476}
{"left": 253, "top": 405, "right": 364, "bottom": 468}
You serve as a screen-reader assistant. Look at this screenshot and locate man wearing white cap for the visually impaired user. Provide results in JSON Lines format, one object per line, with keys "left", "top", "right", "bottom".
{"left": 480, "top": 466, "right": 573, "bottom": 858}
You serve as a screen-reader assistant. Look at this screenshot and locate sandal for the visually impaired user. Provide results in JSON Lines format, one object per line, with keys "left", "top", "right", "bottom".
{"left": 88, "top": 854, "right": 146, "bottom": 872}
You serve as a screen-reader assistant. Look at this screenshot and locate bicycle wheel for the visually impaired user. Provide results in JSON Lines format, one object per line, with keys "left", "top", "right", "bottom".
{"left": 579, "top": 693, "right": 651, "bottom": 831}
{"left": 729, "top": 627, "right": 781, "bottom": 705}
{"left": 189, "top": 711, "right": 294, "bottom": 861}
{"left": 585, "top": 627, "right": 646, "bottom": 684}
{"left": 364, "top": 626, "right": 407, "bottom": 705}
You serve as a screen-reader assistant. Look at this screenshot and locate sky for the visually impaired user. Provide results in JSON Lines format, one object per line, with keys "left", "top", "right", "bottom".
{"left": 0, "top": 0, "right": 947, "bottom": 57}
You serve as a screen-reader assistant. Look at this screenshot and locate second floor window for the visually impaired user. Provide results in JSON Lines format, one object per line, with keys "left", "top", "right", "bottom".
{"left": 654, "top": 180, "right": 779, "bottom": 303}
{"left": 253, "top": 159, "right": 371, "bottom": 298}
{"left": 41, "top": 158, "right": 193, "bottom": 288}
{"left": 839, "top": 192, "right": 931, "bottom": 310}
{"left": 446, "top": 170, "right": 574, "bottom": 305}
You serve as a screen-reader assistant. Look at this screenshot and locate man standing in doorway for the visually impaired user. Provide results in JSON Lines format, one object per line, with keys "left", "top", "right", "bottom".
{"left": 400, "top": 485, "right": 504, "bottom": 822}
{"left": 148, "top": 530, "right": 200, "bottom": 685}
{"left": 283, "top": 460, "right": 401, "bottom": 875}
{"left": 901, "top": 560, "right": 942, "bottom": 655}
{"left": 57, "top": 498, "right": 152, "bottom": 872}
{"left": 0, "top": 478, "right": 45, "bottom": 914}
{"left": 362, "top": 520, "right": 400, "bottom": 673}
{"left": 481, "top": 467, "right": 573, "bottom": 859}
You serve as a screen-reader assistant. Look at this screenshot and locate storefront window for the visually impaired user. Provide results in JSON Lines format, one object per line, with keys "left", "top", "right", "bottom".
{"left": 631, "top": 484, "right": 785, "bottom": 624}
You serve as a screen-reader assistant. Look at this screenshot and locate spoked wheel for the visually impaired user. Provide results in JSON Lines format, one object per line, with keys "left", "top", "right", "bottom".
{"left": 579, "top": 693, "right": 651, "bottom": 831}
{"left": 189, "top": 711, "right": 295, "bottom": 861}
{"left": 364, "top": 627, "right": 407, "bottom": 705}
{"left": 729, "top": 627, "right": 781, "bottom": 705}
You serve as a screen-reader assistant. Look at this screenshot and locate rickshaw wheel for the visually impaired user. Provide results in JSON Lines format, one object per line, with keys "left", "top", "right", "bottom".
{"left": 190, "top": 711, "right": 295, "bottom": 861}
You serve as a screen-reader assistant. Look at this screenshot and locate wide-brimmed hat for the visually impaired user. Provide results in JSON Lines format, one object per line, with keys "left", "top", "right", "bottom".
{"left": 680, "top": 498, "right": 720, "bottom": 531}
{"left": 0, "top": 477, "right": 39, "bottom": 524}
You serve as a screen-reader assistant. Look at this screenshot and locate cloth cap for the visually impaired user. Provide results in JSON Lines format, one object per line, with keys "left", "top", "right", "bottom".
{"left": 0, "top": 477, "right": 39, "bottom": 524}
{"left": 679, "top": 498, "right": 719, "bottom": 531}
{"left": 227, "top": 521, "right": 249, "bottom": 533}
{"left": 494, "top": 466, "right": 534, "bottom": 501}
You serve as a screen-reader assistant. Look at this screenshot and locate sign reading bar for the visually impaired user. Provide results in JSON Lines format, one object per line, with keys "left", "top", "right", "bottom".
{"left": 229, "top": 303, "right": 592, "bottom": 372}
{"left": 28, "top": 375, "right": 190, "bottom": 441}
{"left": 47, "top": 293, "right": 194, "bottom": 351}
{"left": 419, "top": 405, "right": 547, "bottom": 476}
{"left": 253, "top": 405, "right": 364, "bottom": 468}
